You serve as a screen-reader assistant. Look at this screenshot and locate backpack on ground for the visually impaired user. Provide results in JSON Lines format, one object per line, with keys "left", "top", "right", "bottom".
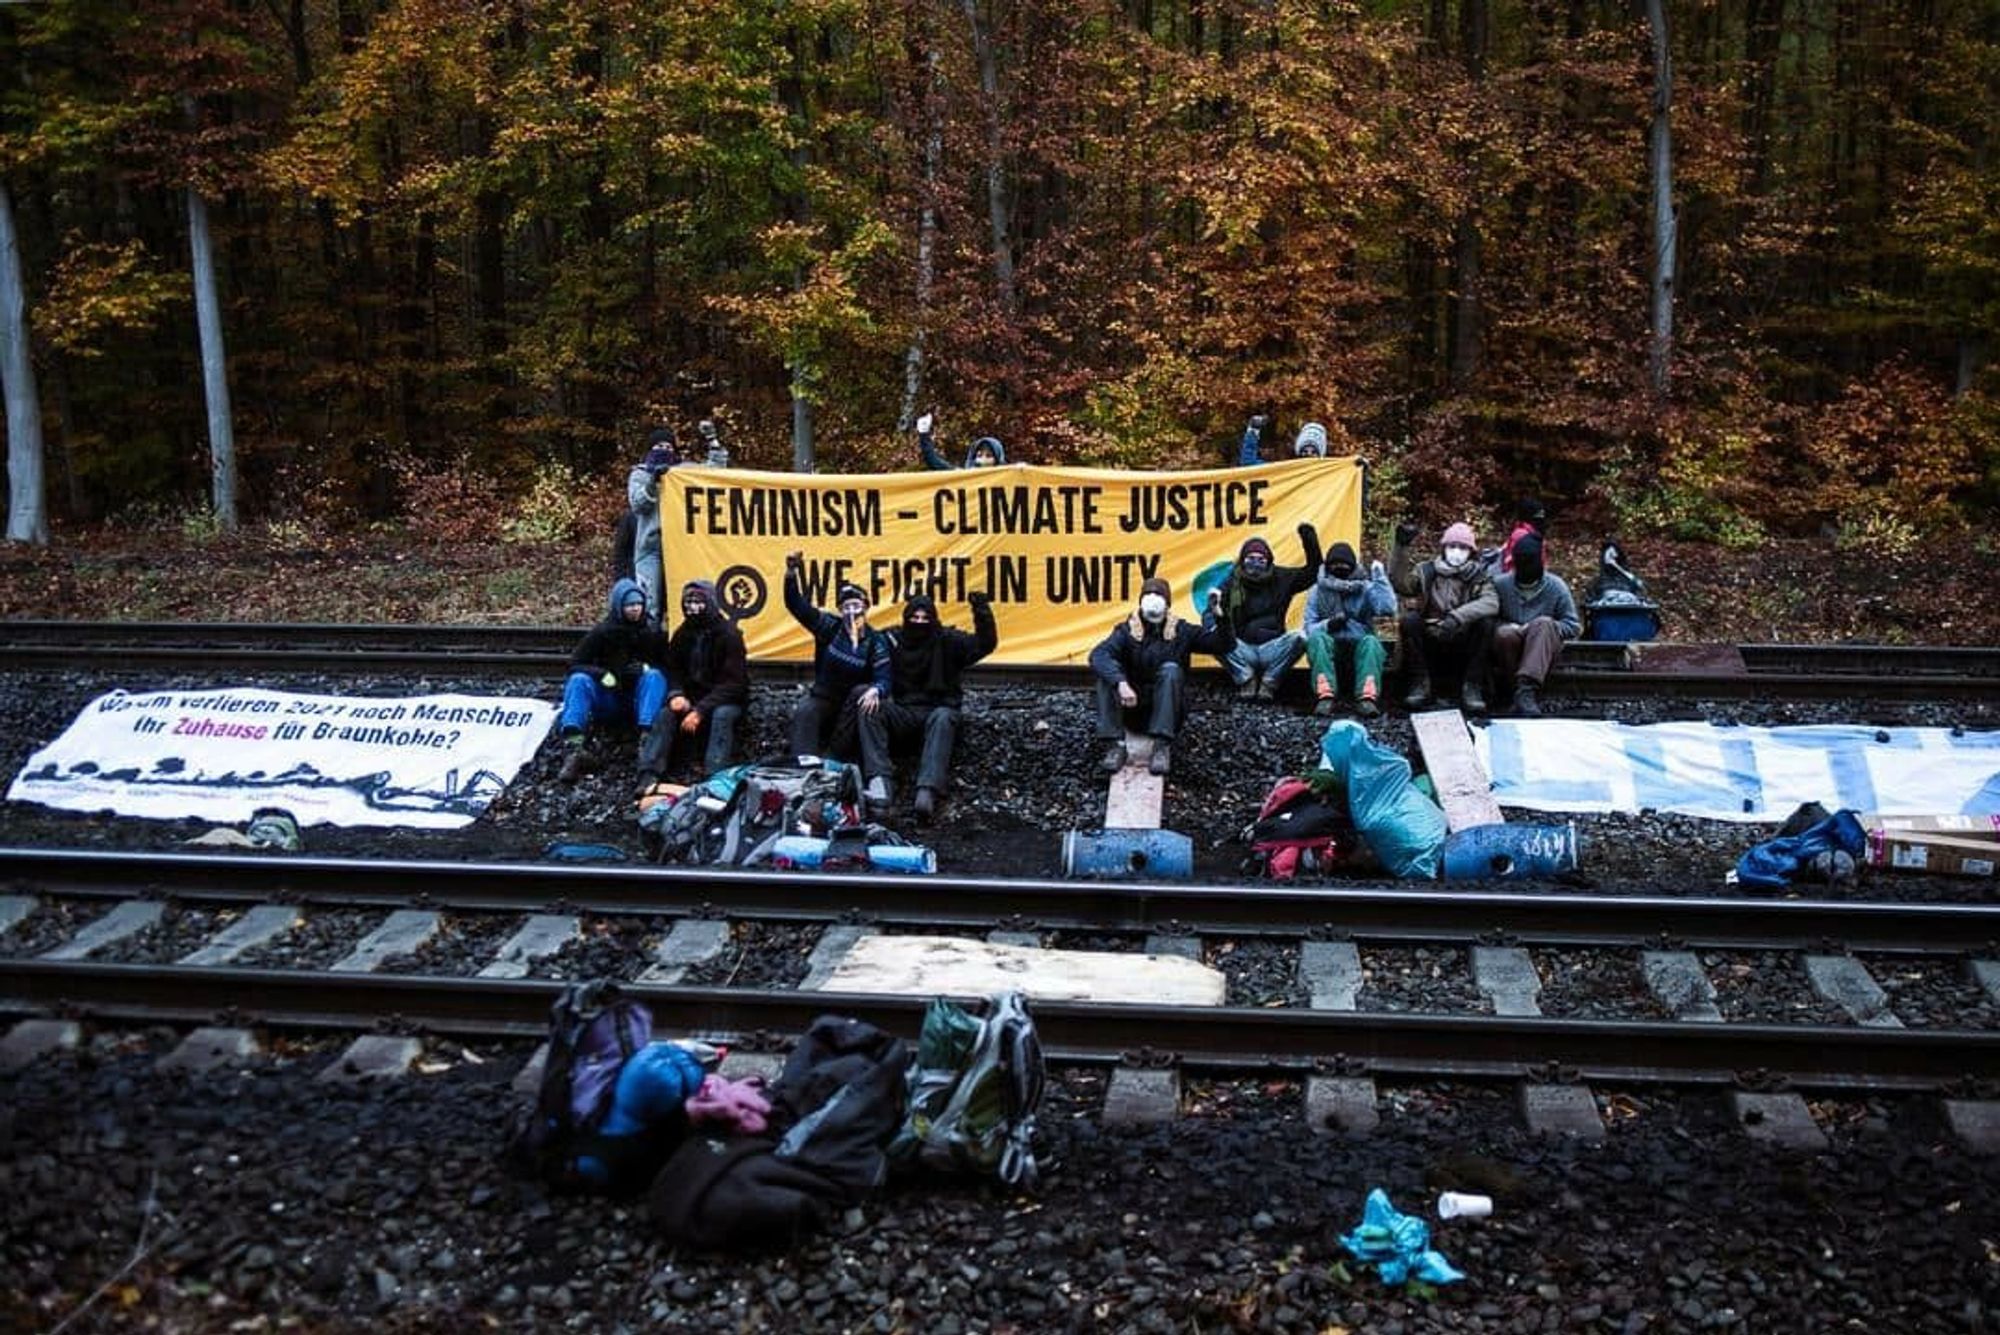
{"left": 643, "top": 757, "right": 864, "bottom": 867}
{"left": 889, "top": 991, "right": 1045, "bottom": 1188}
{"left": 648, "top": 1014, "right": 910, "bottom": 1251}
{"left": 503, "top": 979, "right": 653, "bottom": 1192}
{"left": 1244, "top": 773, "right": 1359, "bottom": 880}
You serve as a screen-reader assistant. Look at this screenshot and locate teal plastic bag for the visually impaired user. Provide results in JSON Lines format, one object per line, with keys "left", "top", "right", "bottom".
{"left": 1318, "top": 720, "right": 1447, "bottom": 879}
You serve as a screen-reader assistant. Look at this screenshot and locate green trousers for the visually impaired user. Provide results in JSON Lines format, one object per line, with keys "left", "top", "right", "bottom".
{"left": 1304, "top": 631, "right": 1386, "bottom": 701}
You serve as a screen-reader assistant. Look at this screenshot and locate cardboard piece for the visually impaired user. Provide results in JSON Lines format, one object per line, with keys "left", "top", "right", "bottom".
{"left": 1861, "top": 814, "right": 2000, "bottom": 843}
{"left": 1863, "top": 822, "right": 1998, "bottom": 878}
{"left": 809, "top": 933, "right": 1227, "bottom": 1005}
{"left": 1104, "top": 730, "right": 1165, "bottom": 831}
{"left": 1411, "top": 709, "right": 1504, "bottom": 833}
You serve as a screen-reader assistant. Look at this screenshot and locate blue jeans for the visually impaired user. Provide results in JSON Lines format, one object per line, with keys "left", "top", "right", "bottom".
{"left": 1225, "top": 631, "right": 1304, "bottom": 685}
{"left": 559, "top": 668, "right": 668, "bottom": 736}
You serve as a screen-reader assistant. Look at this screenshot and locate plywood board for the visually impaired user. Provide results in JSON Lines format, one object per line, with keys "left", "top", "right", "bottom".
{"left": 1104, "top": 730, "right": 1165, "bottom": 830}
{"left": 1620, "top": 642, "right": 1747, "bottom": 675}
{"left": 1412, "top": 708, "right": 1504, "bottom": 832}
{"left": 809, "top": 933, "right": 1226, "bottom": 1006}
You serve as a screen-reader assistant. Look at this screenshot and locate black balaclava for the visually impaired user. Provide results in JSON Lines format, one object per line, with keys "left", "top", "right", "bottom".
{"left": 1513, "top": 533, "right": 1546, "bottom": 586}
{"left": 1517, "top": 497, "right": 1548, "bottom": 535}
{"left": 900, "top": 593, "right": 938, "bottom": 643}
{"left": 899, "top": 593, "right": 947, "bottom": 694}
{"left": 681, "top": 580, "right": 720, "bottom": 625}
{"left": 1324, "top": 542, "right": 1358, "bottom": 578}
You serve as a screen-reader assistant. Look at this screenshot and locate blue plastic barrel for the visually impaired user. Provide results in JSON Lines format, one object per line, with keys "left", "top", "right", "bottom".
{"left": 1441, "top": 823, "right": 1578, "bottom": 880}
{"left": 1062, "top": 828, "right": 1194, "bottom": 880}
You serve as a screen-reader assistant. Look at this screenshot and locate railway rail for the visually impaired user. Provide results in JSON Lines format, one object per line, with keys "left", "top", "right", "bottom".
{"left": 3, "top": 620, "right": 1997, "bottom": 700}
{"left": 4, "top": 849, "right": 1997, "bottom": 1091}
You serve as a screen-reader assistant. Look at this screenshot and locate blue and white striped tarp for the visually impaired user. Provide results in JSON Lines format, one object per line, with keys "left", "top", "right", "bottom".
{"left": 1472, "top": 721, "right": 2000, "bottom": 823}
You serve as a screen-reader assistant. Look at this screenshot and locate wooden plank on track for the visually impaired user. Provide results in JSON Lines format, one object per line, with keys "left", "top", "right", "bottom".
{"left": 1412, "top": 708, "right": 1504, "bottom": 833}
{"left": 809, "top": 934, "right": 1226, "bottom": 1006}
{"left": 1104, "top": 730, "right": 1165, "bottom": 830}
{"left": 1620, "top": 642, "right": 1747, "bottom": 675}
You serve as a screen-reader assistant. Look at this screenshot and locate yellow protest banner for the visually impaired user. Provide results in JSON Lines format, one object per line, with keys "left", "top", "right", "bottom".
{"left": 658, "top": 457, "right": 1364, "bottom": 665}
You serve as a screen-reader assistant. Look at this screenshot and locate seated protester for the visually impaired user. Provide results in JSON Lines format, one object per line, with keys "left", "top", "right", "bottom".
{"left": 854, "top": 590, "right": 998, "bottom": 822}
{"left": 915, "top": 412, "right": 1006, "bottom": 470}
{"left": 1088, "top": 576, "right": 1235, "bottom": 778}
{"left": 1220, "top": 524, "right": 1322, "bottom": 701}
{"left": 557, "top": 579, "right": 670, "bottom": 783}
{"left": 1389, "top": 520, "right": 1500, "bottom": 713}
{"left": 1490, "top": 533, "right": 1579, "bottom": 718}
{"left": 1302, "top": 542, "right": 1397, "bottom": 719}
{"left": 784, "top": 553, "right": 893, "bottom": 773}
{"left": 1494, "top": 497, "right": 1548, "bottom": 574}
{"left": 635, "top": 580, "right": 750, "bottom": 792}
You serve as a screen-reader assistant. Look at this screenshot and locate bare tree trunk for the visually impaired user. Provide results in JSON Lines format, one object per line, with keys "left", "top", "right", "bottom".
{"left": 962, "top": 0, "right": 1016, "bottom": 314}
{"left": 187, "top": 186, "right": 238, "bottom": 530}
{"left": 1646, "top": 0, "right": 1678, "bottom": 398}
{"left": 897, "top": 48, "right": 943, "bottom": 432}
{"left": 790, "top": 358, "right": 815, "bottom": 473}
{"left": 0, "top": 181, "right": 47, "bottom": 545}
{"left": 1447, "top": 0, "right": 1487, "bottom": 388}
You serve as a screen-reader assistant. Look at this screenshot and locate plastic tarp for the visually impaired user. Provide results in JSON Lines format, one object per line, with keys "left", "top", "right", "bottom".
{"left": 1475, "top": 720, "right": 2000, "bottom": 823}
{"left": 1318, "top": 721, "right": 1447, "bottom": 878}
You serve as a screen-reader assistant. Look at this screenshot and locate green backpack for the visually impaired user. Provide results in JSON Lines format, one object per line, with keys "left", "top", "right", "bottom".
{"left": 891, "top": 991, "right": 1045, "bottom": 1188}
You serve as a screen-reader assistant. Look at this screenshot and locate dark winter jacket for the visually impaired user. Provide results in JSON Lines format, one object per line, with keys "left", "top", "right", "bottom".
{"left": 1493, "top": 571, "right": 1582, "bottom": 638}
{"left": 1089, "top": 610, "right": 1235, "bottom": 688}
{"left": 569, "top": 578, "right": 669, "bottom": 688}
{"left": 664, "top": 615, "right": 750, "bottom": 717}
{"left": 1388, "top": 543, "right": 1500, "bottom": 625}
{"left": 785, "top": 571, "right": 894, "bottom": 702}
{"left": 1220, "top": 528, "right": 1322, "bottom": 645}
{"left": 919, "top": 429, "right": 1008, "bottom": 470}
{"left": 889, "top": 595, "right": 998, "bottom": 709}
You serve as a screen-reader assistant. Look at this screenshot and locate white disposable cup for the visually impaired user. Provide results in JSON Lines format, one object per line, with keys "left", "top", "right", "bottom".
{"left": 1437, "top": 1191, "right": 1493, "bottom": 1220}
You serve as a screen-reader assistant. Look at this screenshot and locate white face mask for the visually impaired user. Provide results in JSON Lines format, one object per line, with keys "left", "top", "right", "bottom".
{"left": 1440, "top": 545, "right": 1472, "bottom": 570}
{"left": 1139, "top": 593, "right": 1168, "bottom": 623}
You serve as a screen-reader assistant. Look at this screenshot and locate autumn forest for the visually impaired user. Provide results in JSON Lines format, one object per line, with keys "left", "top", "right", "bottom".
{"left": 2, "top": 0, "right": 1996, "bottom": 553}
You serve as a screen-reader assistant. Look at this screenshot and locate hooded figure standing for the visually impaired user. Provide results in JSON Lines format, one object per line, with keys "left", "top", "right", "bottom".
{"left": 1088, "top": 576, "right": 1235, "bottom": 777}
{"left": 1495, "top": 498, "right": 1549, "bottom": 574}
{"left": 1489, "top": 534, "right": 1579, "bottom": 718}
{"left": 784, "top": 554, "right": 894, "bottom": 792}
{"left": 1389, "top": 520, "right": 1500, "bottom": 713}
{"left": 557, "top": 579, "right": 671, "bottom": 783}
{"left": 1219, "top": 523, "right": 1322, "bottom": 700}
{"left": 635, "top": 579, "right": 750, "bottom": 789}
{"left": 853, "top": 590, "right": 998, "bottom": 821}
{"left": 626, "top": 429, "right": 679, "bottom": 624}
{"left": 1302, "top": 542, "right": 1398, "bottom": 718}
{"left": 915, "top": 412, "right": 1006, "bottom": 469}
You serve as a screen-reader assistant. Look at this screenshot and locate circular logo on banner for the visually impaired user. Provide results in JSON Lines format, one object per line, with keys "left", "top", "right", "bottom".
{"left": 716, "top": 565, "right": 767, "bottom": 624}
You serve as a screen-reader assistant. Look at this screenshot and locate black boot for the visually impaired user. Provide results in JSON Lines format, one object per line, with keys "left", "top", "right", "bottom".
{"left": 1514, "top": 680, "right": 1542, "bottom": 718}
{"left": 1403, "top": 674, "right": 1433, "bottom": 710}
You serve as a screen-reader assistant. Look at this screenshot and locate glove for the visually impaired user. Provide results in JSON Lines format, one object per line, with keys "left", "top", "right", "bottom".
{"left": 1370, "top": 559, "right": 1386, "bottom": 580}
{"left": 1395, "top": 520, "right": 1419, "bottom": 547}
{"left": 916, "top": 412, "right": 934, "bottom": 434}
{"left": 1430, "top": 614, "right": 1461, "bottom": 641}
{"left": 1327, "top": 609, "right": 1348, "bottom": 632}
{"left": 1117, "top": 681, "right": 1139, "bottom": 707}
{"left": 786, "top": 551, "right": 804, "bottom": 573}
{"left": 1297, "top": 521, "right": 1317, "bottom": 546}
{"left": 668, "top": 694, "right": 689, "bottom": 714}
{"left": 968, "top": 590, "right": 993, "bottom": 612}
{"left": 1247, "top": 414, "right": 1268, "bottom": 432}
{"left": 1206, "top": 588, "right": 1223, "bottom": 612}
{"left": 599, "top": 671, "right": 617, "bottom": 689}
{"left": 680, "top": 709, "right": 703, "bottom": 734}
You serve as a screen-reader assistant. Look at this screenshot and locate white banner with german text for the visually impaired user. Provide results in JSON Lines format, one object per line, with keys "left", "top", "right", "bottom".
{"left": 7, "top": 687, "right": 559, "bottom": 829}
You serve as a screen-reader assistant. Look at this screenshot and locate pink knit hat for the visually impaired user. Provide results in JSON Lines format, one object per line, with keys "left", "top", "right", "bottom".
{"left": 1441, "top": 522, "right": 1477, "bottom": 549}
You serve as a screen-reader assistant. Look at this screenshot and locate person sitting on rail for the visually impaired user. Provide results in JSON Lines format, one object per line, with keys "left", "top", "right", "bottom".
{"left": 1389, "top": 520, "right": 1499, "bottom": 713}
{"left": 1088, "top": 576, "right": 1235, "bottom": 777}
{"left": 1218, "top": 524, "right": 1322, "bottom": 701}
{"left": 1302, "top": 542, "right": 1397, "bottom": 719}
{"left": 849, "top": 589, "right": 998, "bottom": 822}
{"left": 556, "top": 578, "right": 671, "bottom": 783}
{"left": 784, "top": 553, "right": 894, "bottom": 789}
{"left": 1488, "top": 533, "right": 1578, "bottom": 719}
{"left": 915, "top": 411, "right": 1006, "bottom": 469}
{"left": 635, "top": 579, "right": 750, "bottom": 793}
{"left": 626, "top": 428, "right": 679, "bottom": 627}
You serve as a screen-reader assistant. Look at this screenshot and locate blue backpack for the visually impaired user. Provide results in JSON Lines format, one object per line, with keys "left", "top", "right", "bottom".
{"left": 504, "top": 979, "right": 653, "bottom": 1191}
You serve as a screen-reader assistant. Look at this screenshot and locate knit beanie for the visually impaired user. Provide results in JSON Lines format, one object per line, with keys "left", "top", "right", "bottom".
{"left": 1140, "top": 576, "right": 1172, "bottom": 603}
{"left": 1441, "top": 522, "right": 1477, "bottom": 550}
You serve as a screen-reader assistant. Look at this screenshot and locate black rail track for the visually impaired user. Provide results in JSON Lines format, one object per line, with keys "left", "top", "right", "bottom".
{"left": 4, "top": 959, "right": 1993, "bottom": 1090}
{"left": 4, "top": 621, "right": 1997, "bottom": 700}
{"left": 7, "top": 847, "right": 1999, "bottom": 950}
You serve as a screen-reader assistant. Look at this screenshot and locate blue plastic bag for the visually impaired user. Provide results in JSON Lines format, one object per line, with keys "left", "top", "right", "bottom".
{"left": 1734, "top": 808, "right": 1865, "bottom": 889}
{"left": 1339, "top": 1189, "right": 1465, "bottom": 1287}
{"left": 1318, "top": 721, "right": 1448, "bottom": 879}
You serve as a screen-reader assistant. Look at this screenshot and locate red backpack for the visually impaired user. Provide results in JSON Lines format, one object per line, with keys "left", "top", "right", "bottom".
{"left": 1246, "top": 775, "right": 1359, "bottom": 880}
